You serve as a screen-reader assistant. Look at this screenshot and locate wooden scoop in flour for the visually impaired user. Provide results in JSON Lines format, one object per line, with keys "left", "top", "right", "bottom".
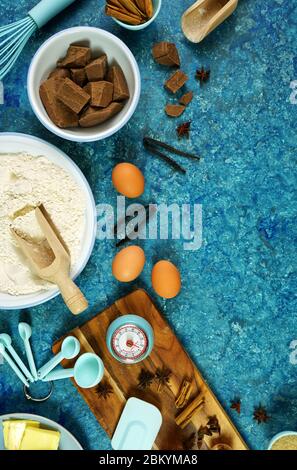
{"left": 11, "top": 205, "right": 88, "bottom": 315}
{"left": 182, "top": 0, "right": 238, "bottom": 43}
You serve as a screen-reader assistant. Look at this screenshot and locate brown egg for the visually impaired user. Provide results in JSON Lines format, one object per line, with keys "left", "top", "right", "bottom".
{"left": 112, "top": 163, "right": 145, "bottom": 198}
{"left": 112, "top": 246, "right": 145, "bottom": 282}
{"left": 151, "top": 260, "right": 181, "bottom": 299}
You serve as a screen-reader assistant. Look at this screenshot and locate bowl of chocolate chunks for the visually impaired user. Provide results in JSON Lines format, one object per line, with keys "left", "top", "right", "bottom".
{"left": 28, "top": 27, "right": 141, "bottom": 142}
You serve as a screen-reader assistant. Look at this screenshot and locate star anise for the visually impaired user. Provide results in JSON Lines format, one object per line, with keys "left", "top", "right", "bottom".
{"left": 253, "top": 405, "right": 270, "bottom": 424}
{"left": 155, "top": 368, "right": 172, "bottom": 392}
{"left": 195, "top": 67, "right": 210, "bottom": 85}
{"left": 137, "top": 369, "right": 155, "bottom": 390}
{"left": 207, "top": 415, "right": 221, "bottom": 434}
{"left": 230, "top": 399, "right": 241, "bottom": 414}
{"left": 176, "top": 121, "right": 191, "bottom": 139}
{"left": 95, "top": 381, "right": 113, "bottom": 400}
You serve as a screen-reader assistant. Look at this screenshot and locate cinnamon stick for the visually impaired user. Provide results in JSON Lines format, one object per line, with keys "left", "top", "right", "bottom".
{"left": 144, "top": 0, "right": 154, "bottom": 18}
{"left": 105, "top": 5, "right": 143, "bottom": 24}
{"left": 118, "top": 0, "right": 146, "bottom": 17}
{"left": 175, "top": 378, "right": 193, "bottom": 409}
{"left": 175, "top": 394, "right": 205, "bottom": 429}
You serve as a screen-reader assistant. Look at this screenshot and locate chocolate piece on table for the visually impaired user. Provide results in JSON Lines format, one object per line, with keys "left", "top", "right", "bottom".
{"left": 107, "top": 65, "right": 130, "bottom": 101}
{"left": 58, "top": 45, "right": 91, "bottom": 68}
{"left": 48, "top": 68, "right": 70, "bottom": 79}
{"left": 84, "top": 81, "right": 114, "bottom": 108}
{"left": 71, "top": 68, "right": 87, "bottom": 87}
{"left": 85, "top": 55, "right": 108, "bottom": 82}
{"left": 165, "top": 70, "right": 188, "bottom": 94}
{"left": 152, "top": 42, "right": 180, "bottom": 67}
{"left": 57, "top": 78, "right": 90, "bottom": 114}
{"left": 179, "top": 91, "right": 193, "bottom": 106}
{"left": 39, "top": 78, "right": 79, "bottom": 128}
{"left": 79, "top": 102, "right": 124, "bottom": 127}
{"left": 165, "top": 104, "right": 186, "bottom": 117}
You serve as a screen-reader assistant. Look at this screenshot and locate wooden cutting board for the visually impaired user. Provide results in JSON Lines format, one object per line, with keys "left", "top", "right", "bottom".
{"left": 53, "top": 289, "right": 248, "bottom": 450}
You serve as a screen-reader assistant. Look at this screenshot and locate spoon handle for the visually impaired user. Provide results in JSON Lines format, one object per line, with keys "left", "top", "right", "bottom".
{"left": 42, "top": 368, "right": 74, "bottom": 382}
{"left": 24, "top": 340, "right": 38, "bottom": 380}
{"left": 38, "top": 351, "right": 64, "bottom": 380}
{"left": 7, "top": 346, "right": 34, "bottom": 382}
{"left": 56, "top": 275, "right": 88, "bottom": 316}
{"left": 1, "top": 349, "right": 30, "bottom": 387}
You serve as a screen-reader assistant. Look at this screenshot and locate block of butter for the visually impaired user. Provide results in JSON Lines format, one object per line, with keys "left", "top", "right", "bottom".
{"left": 2, "top": 420, "right": 60, "bottom": 450}
{"left": 20, "top": 426, "right": 60, "bottom": 450}
{"left": 3, "top": 420, "right": 40, "bottom": 450}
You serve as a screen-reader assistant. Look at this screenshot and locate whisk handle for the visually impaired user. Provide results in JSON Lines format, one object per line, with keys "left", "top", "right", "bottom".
{"left": 29, "top": 0, "right": 77, "bottom": 29}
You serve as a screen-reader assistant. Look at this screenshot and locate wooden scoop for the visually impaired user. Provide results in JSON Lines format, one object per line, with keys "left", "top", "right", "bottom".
{"left": 11, "top": 205, "right": 88, "bottom": 315}
{"left": 182, "top": 0, "right": 238, "bottom": 43}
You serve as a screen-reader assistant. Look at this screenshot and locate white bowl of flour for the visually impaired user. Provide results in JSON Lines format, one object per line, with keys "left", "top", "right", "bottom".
{"left": 0, "top": 133, "right": 96, "bottom": 310}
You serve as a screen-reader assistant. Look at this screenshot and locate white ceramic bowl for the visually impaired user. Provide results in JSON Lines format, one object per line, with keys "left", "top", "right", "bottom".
{"left": 27, "top": 27, "right": 141, "bottom": 143}
{"left": 268, "top": 431, "right": 297, "bottom": 450}
{"left": 0, "top": 133, "right": 97, "bottom": 310}
{"left": 113, "top": 0, "right": 162, "bottom": 31}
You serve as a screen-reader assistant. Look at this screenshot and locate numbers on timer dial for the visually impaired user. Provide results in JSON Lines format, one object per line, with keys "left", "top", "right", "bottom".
{"left": 111, "top": 324, "right": 148, "bottom": 362}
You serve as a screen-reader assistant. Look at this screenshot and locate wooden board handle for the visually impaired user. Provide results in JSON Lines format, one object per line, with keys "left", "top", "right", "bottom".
{"left": 56, "top": 275, "right": 88, "bottom": 315}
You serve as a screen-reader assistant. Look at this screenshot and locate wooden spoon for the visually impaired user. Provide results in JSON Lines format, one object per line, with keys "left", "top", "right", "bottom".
{"left": 11, "top": 205, "right": 88, "bottom": 315}
{"left": 182, "top": 0, "right": 238, "bottom": 43}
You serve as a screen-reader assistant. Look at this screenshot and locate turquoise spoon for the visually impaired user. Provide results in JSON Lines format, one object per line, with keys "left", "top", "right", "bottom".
{"left": 0, "top": 333, "right": 34, "bottom": 382}
{"left": 43, "top": 353, "right": 104, "bottom": 389}
{"left": 18, "top": 323, "right": 38, "bottom": 381}
{"left": 38, "top": 336, "right": 80, "bottom": 380}
{"left": 0, "top": 343, "right": 29, "bottom": 387}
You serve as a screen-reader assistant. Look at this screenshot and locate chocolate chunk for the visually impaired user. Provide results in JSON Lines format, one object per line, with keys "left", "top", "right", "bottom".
{"left": 152, "top": 42, "right": 180, "bottom": 67}
{"left": 57, "top": 78, "right": 90, "bottom": 114}
{"left": 179, "top": 91, "right": 193, "bottom": 106}
{"left": 107, "top": 65, "right": 130, "bottom": 101}
{"left": 79, "top": 102, "right": 124, "bottom": 127}
{"left": 71, "top": 68, "right": 87, "bottom": 87}
{"left": 48, "top": 68, "right": 70, "bottom": 79}
{"left": 84, "top": 81, "right": 114, "bottom": 108}
{"left": 85, "top": 55, "right": 108, "bottom": 82}
{"left": 39, "top": 78, "right": 78, "bottom": 128}
{"left": 58, "top": 45, "right": 91, "bottom": 68}
{"left": 165, "top": 104, "right": 186, "bottom": 117}
{"left": 165, "top": 70, "right": 188, "bottom": 94}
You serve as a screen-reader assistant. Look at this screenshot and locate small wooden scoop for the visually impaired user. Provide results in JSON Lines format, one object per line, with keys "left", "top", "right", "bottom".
{"left": 11, "top": 205, "right": 88, "bottom": 315}
{"left": 182, "top": 0, "right": 238, "bottom": 43}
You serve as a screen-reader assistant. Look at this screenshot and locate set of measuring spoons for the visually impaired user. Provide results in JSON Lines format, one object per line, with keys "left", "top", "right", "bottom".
{"left": 0, "top": 323, "right": 104, "bottom": 394}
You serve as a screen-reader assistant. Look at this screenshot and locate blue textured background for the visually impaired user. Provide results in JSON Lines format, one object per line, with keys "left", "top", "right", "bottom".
{"left": 0, "top": 0, "right": 296, "bottom": 451}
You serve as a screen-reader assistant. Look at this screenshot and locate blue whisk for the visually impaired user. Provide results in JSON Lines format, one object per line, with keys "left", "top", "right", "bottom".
{"left": 0, "top": 0, "right": 78, "bottom": 81}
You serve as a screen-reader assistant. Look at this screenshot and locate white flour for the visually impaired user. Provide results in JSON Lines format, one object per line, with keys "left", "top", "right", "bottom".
{"left": 0, "top": 153, "right": 86, "bottom": 296}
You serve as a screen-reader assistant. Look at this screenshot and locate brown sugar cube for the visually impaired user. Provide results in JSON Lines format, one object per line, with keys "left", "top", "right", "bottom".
{"left": 107, "top": 65, "right": 130, "bottom": 101}
{"left": 79, "top": 102, "right": 124, "bottom": 127}
{"left": 165, "top": 104, "right": 186, "bottom": 117}
{"left": 58, "top": 45, "right": 91, "bottom": 68}
{"left": 84, "top": 81, "right": 114, "bottom": 108}
{"left": 39, "top": 78, "right": 78, "bottom": 128}
{"left": 85, "top": 55, "right": 108, "bottom": 82}
{"left": 165, "top": 70, "right": 188, "bottom": 94}
{"left": 57, "top": 78, "right": 90, "bottom": 114}
{"left": 179, "top": 91, "right": 193, "bottom": 106}
{"left": 152, "top": 42, "right": 180, "bottom": 67}
{"left": 71, "top": 68, "right": 87, "bottom": 87}
{"left": 48, "top": 68, "right": 70, "bottom": 79}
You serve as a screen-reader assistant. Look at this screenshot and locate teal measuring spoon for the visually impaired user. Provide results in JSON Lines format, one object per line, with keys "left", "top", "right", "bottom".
{"left": 38, "top": 336, "right": 80, "bottom": 380}
{"left": 0, "top": 333, "right": 34, "bottom": 382}
{"left": 18, "top": 323, "right": 38, "bottom": 381}
{"left": 43, "top": 353, "right": 104, "bottom": 389}
{"left": 0, "top": 343, "right": 29, "bottom": 387}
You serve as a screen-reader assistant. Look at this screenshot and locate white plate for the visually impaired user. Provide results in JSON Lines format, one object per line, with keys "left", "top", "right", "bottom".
{"left": 0, "top": 413, "right": 83, "bottom": 450}
{"left": 0, "top": 133, "right": 97, "bottom": 310}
